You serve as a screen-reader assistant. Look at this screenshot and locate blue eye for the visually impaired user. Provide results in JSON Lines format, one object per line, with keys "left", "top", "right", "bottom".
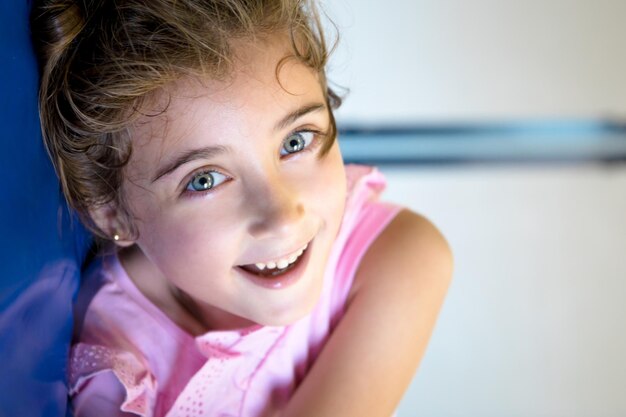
{"left": 186, "top": 170, "right": 227, "bottom": 192}
{"left": 280, "top": 131, "right": 315, "bottom": 156}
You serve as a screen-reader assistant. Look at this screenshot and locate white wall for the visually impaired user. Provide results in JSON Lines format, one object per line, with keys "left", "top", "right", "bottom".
{"left": 324, "top": 0, "right": 626, "bottom": 124}
{"left": 380, "top": 164, "right": 626, "bottom": 416}
{"left": 322, "top": 3, "right": 626, "bottom": 415}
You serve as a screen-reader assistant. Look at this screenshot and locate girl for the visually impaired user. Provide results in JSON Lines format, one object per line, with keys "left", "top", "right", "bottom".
{"left": 32, "top": 0, "right": 453, "bottom": 416}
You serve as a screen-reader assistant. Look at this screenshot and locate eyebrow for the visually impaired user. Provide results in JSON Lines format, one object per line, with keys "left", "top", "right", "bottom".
{"left": 152, "top": 145, "right": 229, "bottom": 183}
{"left": 274, "top": 102, "right": 327, "bottom": 132}
{"left": 151, "top": 102, "right": 327, "bottom": 183}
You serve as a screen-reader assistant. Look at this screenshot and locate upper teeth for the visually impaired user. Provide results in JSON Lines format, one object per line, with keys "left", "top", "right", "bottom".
{"left": 255, "top": 244, "right": 308, "bottom": 270}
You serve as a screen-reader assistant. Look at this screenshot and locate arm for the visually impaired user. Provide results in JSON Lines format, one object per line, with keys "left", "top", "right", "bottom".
{"left": 282, "top": 209, "right": 453, "bottom": 417}
{"left": 72, "top": 372, "right": 137, "bottom": 417}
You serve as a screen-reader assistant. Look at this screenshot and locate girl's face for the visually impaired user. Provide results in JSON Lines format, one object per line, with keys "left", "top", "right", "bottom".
{"left": 119, "top": 37, "right": 346, "bottom": 330}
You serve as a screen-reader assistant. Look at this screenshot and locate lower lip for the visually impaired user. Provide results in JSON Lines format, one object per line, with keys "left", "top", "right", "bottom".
{"left": 236, "top": 240, "right": 313, "bottom": 289}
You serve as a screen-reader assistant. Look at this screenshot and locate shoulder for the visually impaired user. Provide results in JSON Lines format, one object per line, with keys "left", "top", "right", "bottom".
{"left": 348, "top": 209, "right": 453, "bottom": 305}
{"left": 281, "top": 209, "right": 453, "bottom": 416}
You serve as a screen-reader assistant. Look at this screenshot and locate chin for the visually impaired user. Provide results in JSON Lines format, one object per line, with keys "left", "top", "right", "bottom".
{"left": 246, "top": 260, "right": 328, "bottom": 327}
{"left": 257, "top": 292, "right": 321, "bottom": 327}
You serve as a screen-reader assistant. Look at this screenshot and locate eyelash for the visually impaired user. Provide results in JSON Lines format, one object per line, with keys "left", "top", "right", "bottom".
{"left": 180, "top": 128, "right": 326, "bottom": 199}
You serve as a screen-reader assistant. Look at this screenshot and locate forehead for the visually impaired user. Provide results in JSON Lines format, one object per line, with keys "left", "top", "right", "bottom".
{"left": 144, "top": 38, "right": 322, "bottom": 128}
{"left": 127, "top": 36, "right": 326, "bottom": 178}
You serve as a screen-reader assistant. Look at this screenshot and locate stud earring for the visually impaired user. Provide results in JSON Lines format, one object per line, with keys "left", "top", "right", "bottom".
{"left": 113, "top": 234, "right": 120, "bottom": 241}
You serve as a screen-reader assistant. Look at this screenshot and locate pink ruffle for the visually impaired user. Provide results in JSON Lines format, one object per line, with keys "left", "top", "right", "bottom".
{"left": 69, "top": 343, "right": 157, "bottom": 417}
{"left": 163, "top": 326, "right": 284, "bottom": 417}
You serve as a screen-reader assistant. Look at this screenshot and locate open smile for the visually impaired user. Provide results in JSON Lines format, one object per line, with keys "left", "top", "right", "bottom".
{"left": 239, "top": 243, "right": 309, "bottom": 277}
{"left": 236, "top": 239, "right": 314, "bottom": 289}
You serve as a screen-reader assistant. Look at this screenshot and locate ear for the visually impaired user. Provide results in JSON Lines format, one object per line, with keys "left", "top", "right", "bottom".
{"left": 89, "top": 203, "right": 136, "bottom": 247}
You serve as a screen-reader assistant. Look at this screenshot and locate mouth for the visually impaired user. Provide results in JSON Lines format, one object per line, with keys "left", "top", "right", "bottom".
{"left": 235, "top": 239, "right": 314, "bottom": 289}
{"left": 238, "top": 243, "right": 309, "bottom": 278}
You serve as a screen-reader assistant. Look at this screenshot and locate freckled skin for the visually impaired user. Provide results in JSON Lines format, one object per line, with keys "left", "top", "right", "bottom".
{"left": 113, "top": 36, "right": 347, "bottom": 333}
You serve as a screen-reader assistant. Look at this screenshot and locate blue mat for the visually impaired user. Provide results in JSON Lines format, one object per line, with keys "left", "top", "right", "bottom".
{"left": 0, "top": 2, "right": 89, "bottom": 416}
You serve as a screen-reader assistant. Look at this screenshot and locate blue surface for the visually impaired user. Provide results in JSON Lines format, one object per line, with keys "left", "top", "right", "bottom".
{"left": 0, "top": 2, "right": 89, "bottom": 416}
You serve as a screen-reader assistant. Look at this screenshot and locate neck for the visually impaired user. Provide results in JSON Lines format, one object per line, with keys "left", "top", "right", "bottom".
{"left": 118, "top": 245, "right": 257, "bottom": 335}
{"left": 170, "top": 287, "right": 258, "bottom": 333}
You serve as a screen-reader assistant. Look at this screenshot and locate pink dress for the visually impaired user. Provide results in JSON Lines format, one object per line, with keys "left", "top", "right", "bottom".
{"left": 69, "top": 165, "right": 402, "bottom": 417}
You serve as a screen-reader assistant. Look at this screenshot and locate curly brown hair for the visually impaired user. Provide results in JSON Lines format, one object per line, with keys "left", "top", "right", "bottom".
{"left": 31, "top": 0, "right": 341, "bottom": 240}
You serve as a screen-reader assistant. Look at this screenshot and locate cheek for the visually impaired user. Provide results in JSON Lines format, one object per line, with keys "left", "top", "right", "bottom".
{"left": 135, "top": 203, "right": 241, "bottom": 281}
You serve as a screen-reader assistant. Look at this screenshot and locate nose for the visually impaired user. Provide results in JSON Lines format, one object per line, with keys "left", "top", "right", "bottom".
{"left": 245, "top": 173, "right": 305, "bottom": 240}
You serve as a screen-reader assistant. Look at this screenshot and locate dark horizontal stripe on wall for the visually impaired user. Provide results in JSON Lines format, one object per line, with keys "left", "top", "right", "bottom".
{"left": 342, "top": 156, "right": 626, "bottom": 167}
{"left": 337, "top": 120, "right": 626, "bottom": 165}
{"left": 339, "top": 120, "right": 626, "bottom": 137}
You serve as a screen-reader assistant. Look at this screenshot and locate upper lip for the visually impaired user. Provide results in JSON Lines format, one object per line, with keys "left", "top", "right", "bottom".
{"left": 237, "top": 238, "right": 312, "bottom": 266}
